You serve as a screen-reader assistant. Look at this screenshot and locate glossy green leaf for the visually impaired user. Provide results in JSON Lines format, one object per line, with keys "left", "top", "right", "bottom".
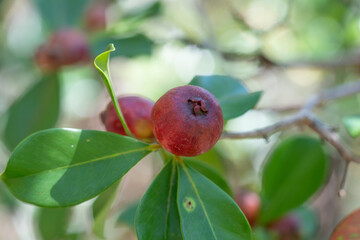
{"left": 34, "top": 0, "right": 91, "bottom": 29}
{"left": 94, "top": 44, "right": 132, "bottom": 137}
{"left": 184, "top": 159, "right": 232, "bottom": 196}
{"left": 96, "top": 2, "right": 161, "bottom": 37}
{"left": 136, "top": 160, "right": 182, "bottom": 240}
{"left": 219, "top": 92, "right": 262, "bottom": 120}
{"left": 93, "top": 181, "right": 120, "bottom": 239}
{"left": 177, "top": 162, "right": 252, "bottom": 240}
{"left": 91, "top": 34, "right": 154, "bottom": 58}
{"left": 37, "top": 207, "right": 71, "bottom": 240}
{"left": 342, "top": 114, "right": 360, "bottom": 138}
{"left": 117, "top": 201, "right": 139, "bottom": 229}
{"left": 194, "top": 148, "right": 226, "bottom": 175}
{"left": 3, "top": 74, "right": 60, "bottom": 151}
{"left": 1, "top": 128, "right": 152, "bottom": 207}
{"left": 259, "top": 136, "right": 328, "bottom": 224}
{"left": 190, "top": 75, "right": 262, "bottom": 120}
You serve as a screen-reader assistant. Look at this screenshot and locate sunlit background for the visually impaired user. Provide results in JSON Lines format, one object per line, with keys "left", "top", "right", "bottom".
{"left": 1, "top": 0, "right": 360, "bottom": 239}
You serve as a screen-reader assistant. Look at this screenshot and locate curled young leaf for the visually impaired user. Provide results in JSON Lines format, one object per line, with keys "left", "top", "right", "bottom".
{"left": 94, "top": 44, "right": 132, "bottom": 137}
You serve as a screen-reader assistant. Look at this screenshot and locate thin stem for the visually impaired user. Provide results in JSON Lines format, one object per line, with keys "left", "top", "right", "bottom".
{"left": 221, "top": 113, "right": 306, "bottom": 140}
{"left": 149, "top": 144, "right": 162, "bottom": 151}
{"left": 174, "top": 155, "right": 184, "bottom": 164}
{"left": 221, "top": 80, "right": 360, "bottom": 194}
{"left": 306, "top": 115, "right": 360, "bottom": 164}
{"left": 338, "top": 161, "right": 350, "bottom": 198}
{"left": 107, "top": 80, "right": 133, "bottom": 137}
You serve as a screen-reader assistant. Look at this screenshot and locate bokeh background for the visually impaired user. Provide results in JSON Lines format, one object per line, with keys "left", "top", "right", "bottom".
{"left": 1, "top": 0, "right": 360, "bottom": 239}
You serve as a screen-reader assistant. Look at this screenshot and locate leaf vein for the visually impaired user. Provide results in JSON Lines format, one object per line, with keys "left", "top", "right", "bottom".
{"left": 4, "top": 146, "right": 151, "bottom": 179}
{"left": 181, "top": 163, "right": 218, "bottom": 240}
{"left": 164, "top": 160, "right": 176, "bottom": 240}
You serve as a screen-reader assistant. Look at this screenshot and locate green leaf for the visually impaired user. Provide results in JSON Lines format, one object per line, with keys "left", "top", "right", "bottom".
{"left": 177, "top": 162, "right": 252, "bottom": 240}
{"left": 97, "top": 2, "right": 161, "bottom": 36}
{"left": 189, "top": 75, "right": 262, "bottom": 120}
{"left": 253, "top": 227, "right": 274, "bottom": 240}
{"left": 37, "top": 207, "right": 71, "bottom": 240}
{"left": 1, "top": 128, "right": 152, "bottom": 207}
{"left": 94, "top": 44, "right": 132, "bottom": 137}
{"left": 220, "top": 92, "right": 262, "bottom": 120}
{"left": 93, "top": 181, "right": 120, "bottom": 239}
{"left": 117, "top": 201, "right": 139, "bottom": 229}
{"left": 91, "top": 34, "right": 154, "bottom": 58}
{"left": 292, "top": 206, "right": 318, "bottom": 239}
{"left": 136, "top": 160, "right": 182, "bottom": 240}
{"left": 34, "top": 0, "right": 91, "bottom": 29}
{"left": 62, "top": 233, "right": 83, "bottom": 240}
{"left": 123, "top": 1, "right": 162, "bottom": 20}
{"left": 184, "top": 159, "right": 233, "bottom": 197}
{"left": 259, "top": 136, "right": 328, "bottom": 224}
{"left": 342, "top": 114, "right": 360, "bottom": 138}
{"left": 3, "top": 74, "right": 60, "bottom": 151}
{"left": 193, "top": 148, "right": 226, "bottom": 176}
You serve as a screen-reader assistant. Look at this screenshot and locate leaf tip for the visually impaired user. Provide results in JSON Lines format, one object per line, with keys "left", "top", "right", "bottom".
{"left": 105, "top": 43, "right": 116, "bottom": 52}
{"left": 93, "top": 43, "right": 116, "bottom": 70}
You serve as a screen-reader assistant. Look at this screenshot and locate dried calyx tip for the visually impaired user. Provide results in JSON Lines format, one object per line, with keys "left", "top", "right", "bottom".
{"left": 188, "top": 98, "right": 208, "bottom": 116}
{"left": 338, "top": 189, "right": 346, "bottom": 198}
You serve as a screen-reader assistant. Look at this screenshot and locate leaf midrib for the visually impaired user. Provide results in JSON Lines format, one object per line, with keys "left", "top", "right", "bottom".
{"left": 181, "top": 163, "right": 218, "bottom": 240}
{"left": 3, "top": 146, "right": 151, "bottom": 179}
{"left": 164, "top": 160, "right": 176, "bottom": 240}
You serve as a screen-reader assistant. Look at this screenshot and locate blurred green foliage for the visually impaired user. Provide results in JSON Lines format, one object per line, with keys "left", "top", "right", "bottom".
{"left": 0, "top": 0, "right": 360, "bottom": 239}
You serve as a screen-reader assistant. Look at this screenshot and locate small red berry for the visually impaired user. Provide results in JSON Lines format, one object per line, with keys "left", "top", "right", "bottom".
{"left": 35, "top": 29, "right": 89, "bottom": 72}
{"left": 268, "top": 214, "right": 301, "bottom": 240}
{"left": 101, "top": 96, "right": 154, "bottom": 140}
{"left": 151, "top": 85, "right": 223, "bottom": 157}
{"left": 235, "top": 191, "right": 261, "bottom": 226}
{"left": 84, "top": 3, "right": 107, "bottom": 32}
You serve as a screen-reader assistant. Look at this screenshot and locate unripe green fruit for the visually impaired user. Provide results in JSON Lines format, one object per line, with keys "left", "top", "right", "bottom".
{"left": 151, "top": 85, "right": 223, "bottom": 157}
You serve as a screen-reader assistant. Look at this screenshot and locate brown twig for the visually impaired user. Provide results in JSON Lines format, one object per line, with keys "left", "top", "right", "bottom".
{"left": 221, "top": 81, "right": 360, "bottom": 193}
{"left": 256, "top": 105, "right": 304, "bottom": 113}
{"left": 338, "top": 161, "right": 350, "bottom": 198}
{"left": 221, "top": 113, "right": 306, "bottom": 140}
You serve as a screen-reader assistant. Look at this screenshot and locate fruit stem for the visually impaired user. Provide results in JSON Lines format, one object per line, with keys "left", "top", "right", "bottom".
{"left": 113, "top": 99, "right": 133, "bottom": 137}
{"left": 174, "top": 155, "right": 184, "bottom": 164}
{"left": 149, "top": 144, "right": 162, "bottom": 151}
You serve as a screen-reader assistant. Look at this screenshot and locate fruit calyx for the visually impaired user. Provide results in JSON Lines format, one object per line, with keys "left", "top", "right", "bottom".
{"left": 188, "top": 98, "right": 208, "bottom": 116}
